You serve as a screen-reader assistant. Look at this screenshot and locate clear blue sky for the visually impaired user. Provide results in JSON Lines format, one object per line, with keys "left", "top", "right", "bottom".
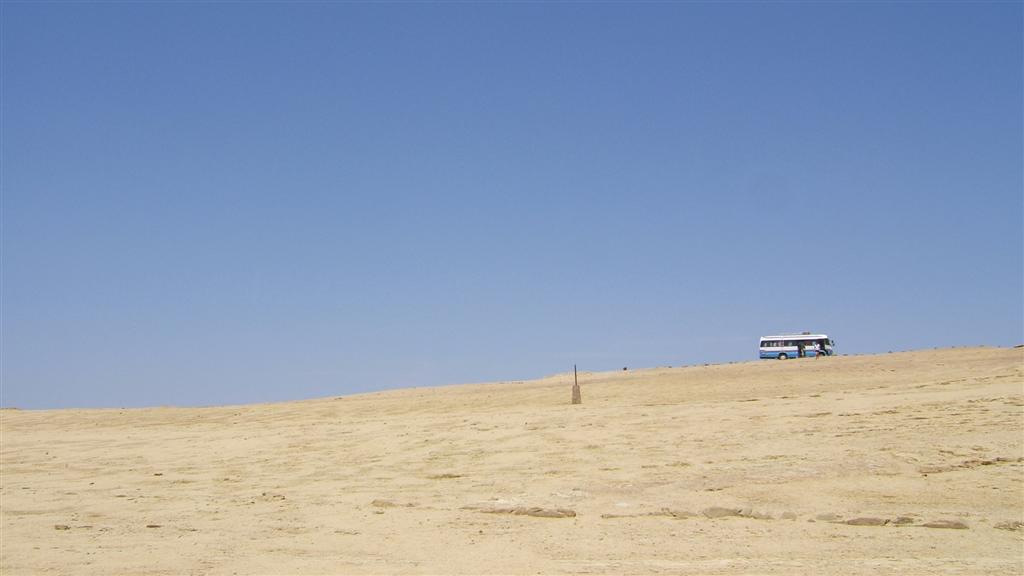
{"left": 2, "top": 2, "right": 1021, "bottom": 409}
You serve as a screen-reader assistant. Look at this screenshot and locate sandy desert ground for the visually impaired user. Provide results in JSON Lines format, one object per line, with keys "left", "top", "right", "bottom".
{"left": 1, "top": 346, "right": 1022, "bottom": 575}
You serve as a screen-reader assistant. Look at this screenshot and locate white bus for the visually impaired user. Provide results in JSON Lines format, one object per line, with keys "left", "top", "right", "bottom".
{"left": 759, "top": 333, "right": 835, "bottom": 359}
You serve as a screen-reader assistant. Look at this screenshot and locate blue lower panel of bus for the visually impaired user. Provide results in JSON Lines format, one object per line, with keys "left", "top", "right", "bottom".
{"left": 760, "top": 350, "right": 828, "bottom": 359}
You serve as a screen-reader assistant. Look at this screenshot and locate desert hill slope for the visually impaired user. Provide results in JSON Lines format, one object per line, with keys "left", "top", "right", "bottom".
{"left": 2, "top": 347, "right": 1022, "bottom": 574}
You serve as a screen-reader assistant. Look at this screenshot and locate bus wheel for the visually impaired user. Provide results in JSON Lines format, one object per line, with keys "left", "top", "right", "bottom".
{"left": 778, "top": 354, "right": 788, "bottom": 360}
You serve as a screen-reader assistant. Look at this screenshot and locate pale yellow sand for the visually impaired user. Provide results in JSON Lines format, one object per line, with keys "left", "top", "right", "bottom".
{"left": 2, "top": 347, "right": 1022, "bottom": 575}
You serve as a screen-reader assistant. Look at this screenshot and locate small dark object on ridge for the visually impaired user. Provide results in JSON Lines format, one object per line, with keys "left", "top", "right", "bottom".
{"left": 623, "top": 367, "right": 628, "bottom": 371}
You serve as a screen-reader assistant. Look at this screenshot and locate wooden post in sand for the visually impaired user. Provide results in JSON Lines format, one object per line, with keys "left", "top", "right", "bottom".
{"left": 571, "top": 364, "right": 582, "bottom": 405}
